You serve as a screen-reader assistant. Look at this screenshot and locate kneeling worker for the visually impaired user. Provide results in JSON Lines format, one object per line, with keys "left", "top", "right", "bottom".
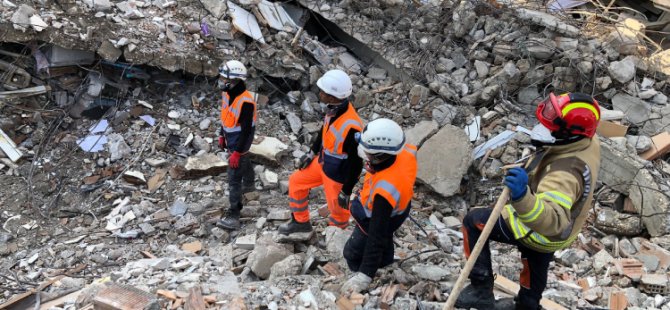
{"left": 340, "top": 118, "right": 418, "bottom": 294}
{"left": 455, "top": 92, "right": 601, "bottom": 310}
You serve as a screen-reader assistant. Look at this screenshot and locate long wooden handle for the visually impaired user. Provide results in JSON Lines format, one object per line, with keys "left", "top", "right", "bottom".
{"left": 443, "top": 187, "right": 510, "bottom": 309}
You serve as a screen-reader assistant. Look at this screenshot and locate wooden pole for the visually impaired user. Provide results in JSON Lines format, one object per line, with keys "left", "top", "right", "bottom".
{"left": 443, "top": 187, "right": 510, "bottom": 309}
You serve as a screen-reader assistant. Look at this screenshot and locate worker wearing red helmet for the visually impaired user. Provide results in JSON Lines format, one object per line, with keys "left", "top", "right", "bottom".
{"left": 455, "top": 92, "right": 602, "bottom": 310}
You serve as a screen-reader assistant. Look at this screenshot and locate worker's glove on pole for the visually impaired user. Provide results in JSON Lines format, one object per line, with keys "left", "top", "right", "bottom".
{"left": 217, "top": 126, "right": 227, "bottom": 151}
{"left": 341, "top": 272, "right": 372, "bottom": 295}
{"left": 504, "top": 167, "right": 528, "bottom": 201}
{"left": 298, "top": 152, "right": 314, "bottom": 170}
{"left": 338, "top": 191, "right": 350, "bottom": 210}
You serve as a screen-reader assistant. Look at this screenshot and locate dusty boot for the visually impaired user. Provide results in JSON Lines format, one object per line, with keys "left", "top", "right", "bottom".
{"left": 454, "top": 277, "right": 495, "bottom": 309}
{"left": 216, "top": 208, "right": 241, "bottom": 230}
{"left": 496, "top": 297, "right": 542, "bottom": 310}
{"left": 278, "top": 214, "right": 313, "bottom": 235}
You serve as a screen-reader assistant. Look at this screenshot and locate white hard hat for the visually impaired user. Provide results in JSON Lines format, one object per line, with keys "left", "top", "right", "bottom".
{"left": 357, "top": 118, "right": 405, "bottom": 156}
{"left": 316, "top": 69, "right": 352, "bottom": 99}
{"left": 219, "top": 60, "right": 247, "bottom": 80}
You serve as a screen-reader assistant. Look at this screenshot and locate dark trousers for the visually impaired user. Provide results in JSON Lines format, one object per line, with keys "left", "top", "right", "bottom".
{"left": 343, "top": 200, "right": 410, "bottom": 273}
{"left": 462, "top": 208, "right": 554, "bottom": 309}
{"left": 228, "top": 154, "right": 254, "bottom": 212}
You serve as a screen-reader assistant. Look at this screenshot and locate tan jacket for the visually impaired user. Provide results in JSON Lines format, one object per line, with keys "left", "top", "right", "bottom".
{"left": 502, "top": 136, "right": 601, "bottom": 253}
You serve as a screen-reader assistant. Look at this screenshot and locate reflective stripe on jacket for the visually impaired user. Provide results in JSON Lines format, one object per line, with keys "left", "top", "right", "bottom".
{"left": 502, "top": 137, "right": 601, "bottom": 253}
{"left": 319, "top": 102, "right": 362, "bottom": 183}
{"left": 220, "top": 90, "right": 257, "bottom": 152}
{"left": 358, "top": 144, "right": 418, "bottom": 218}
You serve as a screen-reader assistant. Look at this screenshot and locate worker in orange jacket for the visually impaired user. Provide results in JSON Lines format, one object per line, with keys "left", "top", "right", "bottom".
{"left": 340, "top": 118, "right": 418, "bottom": 294}
{"left": 279, "top": 69, "right": 363, "bottom": 234}
{"left": 216, "top": 60, "right": 257, "bottom": 230}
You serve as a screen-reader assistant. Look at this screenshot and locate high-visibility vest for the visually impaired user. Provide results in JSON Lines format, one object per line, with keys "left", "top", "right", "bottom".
{"left": 359, "top": 144, "right": 418, "bottom": 217}
{"left": 220, "top": 90, "right": 257, "bottom": 152}
{"left": 319, "top": 103, "right": 363, "bottom": 183}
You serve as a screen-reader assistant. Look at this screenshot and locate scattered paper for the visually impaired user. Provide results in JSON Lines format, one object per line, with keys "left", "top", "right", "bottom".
{"left": 77, "top": 134, "right": 108, "bottom": 152}
{"left": 464, "top": 116, "right": 481, "bottom": 142}
{"left": 472, "top": 126, "right": 529, "bottom": 159}
{"left": 140, "top": 115, "right": 156, "bottom": 126}
{"left": 89, "top": 119, "right": 109, "bottom": 134}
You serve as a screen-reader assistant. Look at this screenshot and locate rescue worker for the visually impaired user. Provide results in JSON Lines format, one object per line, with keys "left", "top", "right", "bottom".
{"left": 340, "top": 118, "right": 418, "bottom": 294}
{"left": 455, "top": 92, "right": 601, "bottom": 310}
{"left": 216, "top": 60, "right": 257, "bottom": 230}
{"left": 278, "top": 69, "right": 363, "bottom": 234}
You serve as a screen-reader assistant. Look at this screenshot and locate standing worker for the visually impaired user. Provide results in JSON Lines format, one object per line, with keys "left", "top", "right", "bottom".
{"left": 216, "top": 60, "right": 257, "bottom": 230}
{"left": 278, "top": 69, "right": 363, "bottom": 235}
{"left": 455, "top": 92, "right": 601, "bottom": 310}
{"left": 340, "top": 119, "right": 417, "bottom": 294}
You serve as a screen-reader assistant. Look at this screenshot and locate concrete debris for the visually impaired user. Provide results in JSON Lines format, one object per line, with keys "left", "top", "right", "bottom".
{"left": 2, "top": 0, "right": 670, "bottom": 308}
{"left": 417, "top": 125, "right": 472, "bottom": 197}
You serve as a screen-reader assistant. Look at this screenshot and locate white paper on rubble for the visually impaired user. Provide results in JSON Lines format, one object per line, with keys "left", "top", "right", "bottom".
{"left": 228, "top": 1, "right": 266, "bottom": 44}
{"left": 472, "top": 126, "right": 530, "bottom": 160}
{"left": 77, "top": 134, "right": 108, "bottom": 152}
{"left": 89, "top": 119, "right": 109, "bottom": 133}
{"left": 140, "top": 115, "right": 156, "bottom": 126}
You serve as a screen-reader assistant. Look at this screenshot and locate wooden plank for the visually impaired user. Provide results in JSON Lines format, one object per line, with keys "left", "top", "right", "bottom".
{"left": 0, "top": 128, "right": 23, "bottom": 162}
{"left": 494, "top": 275, "right": 568, "bottom": 310}
{"left": 641, "top": 131, "right": 670, "bottom": 160}
{"left": 184, "top": 287, "right": 206, "bottom": 310}
{"left": 380, "top": 284, "right": 399, "bottom": 309}
{"left": 40, "top": 289, "right": 83, "bottom": 309}
{"left": 0, "top": 276, "right": 63, "bottom": 309}
{"left": 0, "top": 85, "right": 50, "bottom": 99}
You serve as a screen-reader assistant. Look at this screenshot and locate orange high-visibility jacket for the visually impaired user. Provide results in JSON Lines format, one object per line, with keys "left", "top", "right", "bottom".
{"left": 319, "top": 102, "right": 363, "bottom": 183}
{"left": 220, "top": 90, "right": 257, "bottom": 152}
{"left": 359, "top": 144, "right": 418, "bottom": 217}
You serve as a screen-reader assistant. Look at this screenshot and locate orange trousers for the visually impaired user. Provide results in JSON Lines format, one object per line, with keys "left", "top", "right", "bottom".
{"left": 288, "top": 157, "right": 350, "bottom": 227}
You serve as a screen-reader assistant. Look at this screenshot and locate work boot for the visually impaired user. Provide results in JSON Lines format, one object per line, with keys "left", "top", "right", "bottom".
{"left": 216, "top": 208, "right": 241, "bottom": 230}
{"left": 278, "top": 214, "right": 313, "bottom": 235}
{"left": 454, "top": 277, "right": 495, "bottom": 310}
{"left": 496, "top": 297, "right": 543, "bottom": 310}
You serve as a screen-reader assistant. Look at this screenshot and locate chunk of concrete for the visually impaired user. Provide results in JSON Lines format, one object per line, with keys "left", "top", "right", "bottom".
{"left": 246, "top": 240, "right": 292, "bottom": 279}
{"left": 626, "top": 135, "right": 652, "bottom": 153}
{"left": 286, "top": 112, "right": 302, "bottom": 134}
{"left": 608, "top": 57, "right": 636, "bottom": 84}
{"left": 405, "top": 120, "right": 439, "bottom": 148}
{"left": 97, "top": 41, "right": 123, "bottom": 62}
{"left": 612, "top": 93, "right": 650, "bottom": 125}
{"left": 83, "top": 0, "right": 113, "bottom": 11}
{"left": 275, "top": 231, "right": 314, "bottom": 243}
{"left": 235, "top": 234, "right": 256, "bottom": 250}
{"left": 269, "top": 254, "right": 304, "bottom": 280}
{"left": 249, "top": 136, "right": 288, "bottom": 164}
{"left": 10, "top": 4, "right": 36, "bottom": 32}
{"left": 417, "top": 125, "right": 472, "bottom": 197}
{"left": 200, "top": 0, "right": 227, "bottom": 18}
{"left": 183, "top": 153, "right": 227, "bottom": 177}
{"left": 411, "top": 264, "right": 450, "bottom": 281}
{"left": 325, "top": 226, "right": 350, "bottom": 258}
{"left": 606, "top": 18, "right": 646, "bottom": 56}
{"left": 594, "top": 208, "right": 643, "bottom": 236}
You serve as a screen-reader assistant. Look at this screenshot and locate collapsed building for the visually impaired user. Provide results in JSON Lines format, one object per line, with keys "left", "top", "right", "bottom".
{"left": 2, "top": 0, "right": 670, "bottom": 309}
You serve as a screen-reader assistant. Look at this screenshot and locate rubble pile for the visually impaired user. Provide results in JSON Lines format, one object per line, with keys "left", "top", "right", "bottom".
{"left": 2, "top": 0, "right": 670, "bottom": 309}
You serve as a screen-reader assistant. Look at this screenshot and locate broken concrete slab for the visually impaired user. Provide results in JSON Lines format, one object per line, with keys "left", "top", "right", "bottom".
{"left": 608, "top": 57, "right": 637, "bottom": 84}
{"left": 269, "top": 254, "right": 304, "bottom": 280}
{"left": 594, "top": 208, "right": 643, "bottom": 237}
{"left": 246, "top": 238, "right": 292, "bottom": 279}
{"left": 417, "top": 125, "right": 472, "bottom": 197}
{"left": 228, "top": 1, "right": 265, "bottom": 44}
{"left": 249, "top": 136, "right": 289, "bottom": 164}
{"left": 515, "top": 8, "right": 579, "bottom": 37}
{"left": 201, "top": 0, "right": 227, "bottom": 19}
{"left": 325, "top": 226, "right": 350, "bottom": 258}
{"left": 180, "top": 153, "right": 228, "bottom": 179}
{"left": 611, "top": 93, "right": 650, "bottom": 125}
{"left": 235, "top": 234, "right": 257, "bottom": 250}
{"left": 97, "top": 41, "right": 123, "bottom": 62}
{"left": 405, "top": 120, "right": 438, "bottom": 148}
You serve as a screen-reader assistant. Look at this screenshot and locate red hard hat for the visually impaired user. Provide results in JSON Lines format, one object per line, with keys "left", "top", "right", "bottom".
{"left": 536, "top": 92, "right": 601, "bottom": 138}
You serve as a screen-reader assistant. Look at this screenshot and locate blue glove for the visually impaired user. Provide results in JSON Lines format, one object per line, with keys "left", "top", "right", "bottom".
{"left": 504, "top": 167, "right": 528, "bottom": 201}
